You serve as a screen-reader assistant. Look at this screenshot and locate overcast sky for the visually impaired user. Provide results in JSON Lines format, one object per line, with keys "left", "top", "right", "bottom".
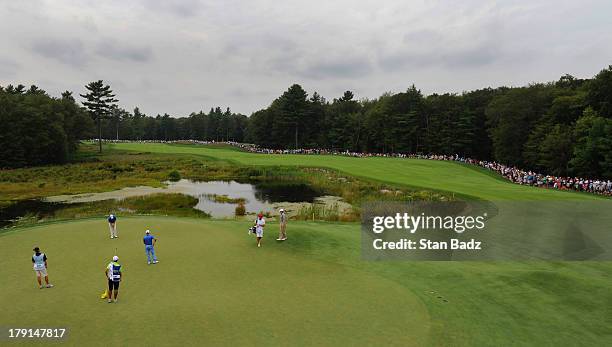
{"left": 1, "top": 0, "right": 611, "bottom": 116}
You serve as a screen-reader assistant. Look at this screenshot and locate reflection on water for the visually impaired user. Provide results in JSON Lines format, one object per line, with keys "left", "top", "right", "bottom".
{"left": 176, "top": 180, "right": 321, "bottom": 217}
{"left": 42, "top": 179, "right": 322, "bottom": 218}
{"left": 251, "top": 181, "right": 321, "bottom": 203}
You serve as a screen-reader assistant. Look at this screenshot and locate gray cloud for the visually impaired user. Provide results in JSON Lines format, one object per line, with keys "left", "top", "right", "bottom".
{"left": 30, "top": 38, "right": 88, "bottom": 66}
{"left": 379, "top": 21, "right": 506, "bottom": 71}
{"left": 442, "top": 45, "right": 500, "bottom": 68}
{"left": 0, "top": 57, "right": 20, "bottom": 79}
{"left": 300, "top": 57, "right": 373, "bottom": 79}
{"left": 402, "top": 29, "right": 443, "bottom": 45}
{"left": 139, "top": 0, "right": 205, "bottom": 18}
{"left": 379, "top": 43, "right": 501, "bottom": 71}
{"left": 227, "top": 87, "right": 273, "bottom": 99}
{"left": 96, "top": 40, "right": 153, "bottom": 62}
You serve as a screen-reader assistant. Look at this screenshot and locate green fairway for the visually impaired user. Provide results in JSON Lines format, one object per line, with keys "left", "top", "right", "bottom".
{"left": 2, "top": 217, "right": 611, "bottom": 346}
{"left": 112, "top": 143, "right": 600, "bottom": 201}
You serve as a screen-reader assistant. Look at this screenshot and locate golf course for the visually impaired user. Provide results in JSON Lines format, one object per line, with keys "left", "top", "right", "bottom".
{"left": 1, "top": 143, "right": 611, "bottom": 346}
{"left": 112, "top": 143, "right": 602, "bottom": 201}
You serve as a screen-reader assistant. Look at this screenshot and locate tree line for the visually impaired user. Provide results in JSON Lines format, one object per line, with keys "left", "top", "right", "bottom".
{"left": 0, "top": 86, "right": 93, "bottom": 167}
{"left": 1, "top": 65, "right": 610, "bottom": 179}
{"left": 100, "top": 106, "right": 248, "bottom": 143}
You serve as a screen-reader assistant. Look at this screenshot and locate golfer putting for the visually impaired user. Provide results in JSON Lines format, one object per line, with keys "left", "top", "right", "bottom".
{"left": 108, "top": 213, "right": 118, "bottom": 239}
{"left": 105, "top": 255, "right": 122, "bottom": 303}
{"left": 31, "top": 247, "right": 53, "bottom": 289}
{"left": 254, "top": 212, "right": 266, "bottom": 247}
{"left": 143, "top": 229, "right": 158, "bottom": 264}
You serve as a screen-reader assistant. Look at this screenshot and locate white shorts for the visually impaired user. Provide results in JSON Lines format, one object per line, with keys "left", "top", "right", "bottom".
{"left": 35, "top": 268, "right": 47, "bottom": 277}
{"left": 256, "top": 228, "right": 264, "bottom": 237}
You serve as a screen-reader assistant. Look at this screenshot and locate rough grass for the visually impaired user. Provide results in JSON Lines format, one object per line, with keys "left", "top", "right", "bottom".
{"left": 0, "top": 144, "right": 260, "bottom": 202}
{"left": 51, "top": 193, "right": 210, "bottom": 219}
{"left": 2, "top": 194, "right": 209, "bottom": 230}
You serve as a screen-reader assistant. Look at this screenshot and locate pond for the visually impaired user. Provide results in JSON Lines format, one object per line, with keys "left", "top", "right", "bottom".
{"left": 42, "top": 179, "right": 326, "bottom": 218}
{"left": 172, "top": 179, "right": 323, "bottom": 217}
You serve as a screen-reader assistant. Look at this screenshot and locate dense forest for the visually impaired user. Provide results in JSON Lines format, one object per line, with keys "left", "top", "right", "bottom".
{"left": 1, "top": 65, "right": 611, "bottom": 179}
{"left": 0, "top": 86, "right": 93, "bottom": 167}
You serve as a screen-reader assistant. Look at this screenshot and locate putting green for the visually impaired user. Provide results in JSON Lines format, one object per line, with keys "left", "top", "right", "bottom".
{"left": 112, "top": 143, "right": 602, "bottom": 201}
{"left": 3, "top": 217, "right": 612, "bottom": 346}
{"left": 0, "top": 217, "right": 430, "bottom": 346}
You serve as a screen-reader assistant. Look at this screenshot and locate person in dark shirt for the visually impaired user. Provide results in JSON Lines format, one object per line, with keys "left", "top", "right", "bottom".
{"left": 108, "top": 214, "right": 118, "bottom": 239}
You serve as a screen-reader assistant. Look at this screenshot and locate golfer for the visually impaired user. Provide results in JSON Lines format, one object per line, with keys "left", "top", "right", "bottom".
{"left": 32, "top": 247, "right": 53, "bottom": 289}
{"left": 108, "top": 213, "right": 118, "bottom": 239}
{"left": 277, "top": 208, "right": 288, "bottom": 241}
{"left": 254, "top": 212, "right": 266, "bottom": 247}
{"left": 105, "top": 255, "right": 122, "bottom": 303}
{"left": 143, "top": 230, "right": 158, "bottom": 264}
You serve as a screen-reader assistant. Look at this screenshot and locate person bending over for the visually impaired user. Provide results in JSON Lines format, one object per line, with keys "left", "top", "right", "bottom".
{"left": 108, "top": 213, "right": 118, "bottom": 239}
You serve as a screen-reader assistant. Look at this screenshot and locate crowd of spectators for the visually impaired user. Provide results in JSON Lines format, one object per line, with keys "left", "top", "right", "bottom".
{"left": 421, "top": 154, "right": 612, "bottom": 196}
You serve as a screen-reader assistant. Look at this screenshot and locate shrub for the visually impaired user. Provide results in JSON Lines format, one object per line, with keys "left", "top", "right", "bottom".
{"left": 235, "top": 203, "right": 246, "bottom": 216}
{"left": 168, "top": 170, "right": 181, "bottom": 181}
{"left": 206, "top": 194, "right": 246, "bottom": 204}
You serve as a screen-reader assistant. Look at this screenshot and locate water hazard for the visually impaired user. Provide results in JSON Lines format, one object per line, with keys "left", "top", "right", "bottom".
{"left": 0, "top": 180, "right": 325, "bottom": 221}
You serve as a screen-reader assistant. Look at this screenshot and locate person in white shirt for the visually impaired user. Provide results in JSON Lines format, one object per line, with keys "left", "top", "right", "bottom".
{"left": 105, "top": 255, "right": 123, "bottom": 303}
{"left": 254, "top": 212, "right": 266, "bottom": 248}
{"left": 32, "top": 247, "right": 53, "bottom": 289}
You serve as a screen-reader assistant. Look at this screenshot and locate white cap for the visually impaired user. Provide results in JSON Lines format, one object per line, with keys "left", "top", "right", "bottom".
{"left": 279, "top": 208, "right": 285, "bottom": 213}
{"left": 112, "top": 255, "right": 119, "bottom": 261}
{"left": 145, "top": 229, "right": 150, "bottom": 234}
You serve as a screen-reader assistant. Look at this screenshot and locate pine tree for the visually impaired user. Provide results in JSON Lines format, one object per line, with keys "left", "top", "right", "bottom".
{"left": 80, "top": 80, "right": 118, "bottom": 152}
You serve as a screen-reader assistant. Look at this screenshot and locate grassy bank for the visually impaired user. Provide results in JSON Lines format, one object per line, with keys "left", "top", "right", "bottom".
{"left": 0, "top": 144, "right": 239, "bottom": 203}
{"left": 7, "top": 194, "right": 209, "bottom": 230}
